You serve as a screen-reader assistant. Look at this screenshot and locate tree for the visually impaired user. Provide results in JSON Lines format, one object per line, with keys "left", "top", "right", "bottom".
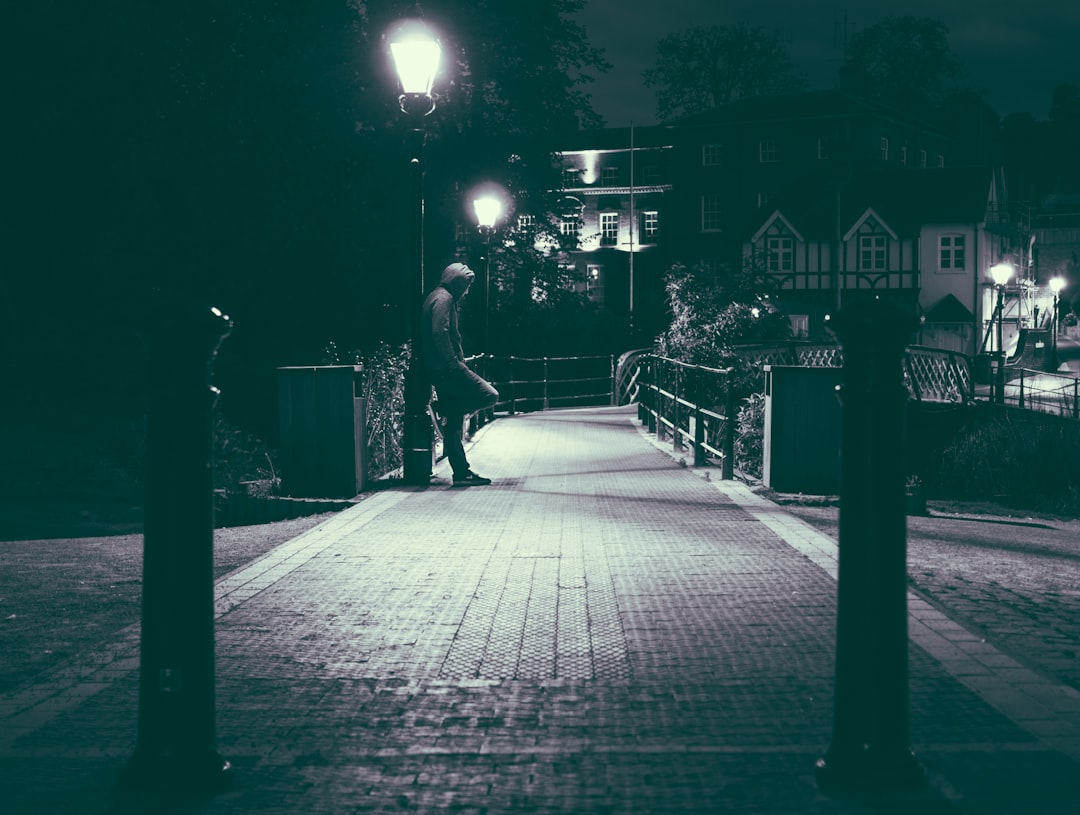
{"left": 642, "top": 22, "right": 806, "bottom": 121}
{"left": 837, "top": 16, "right": 964, "bottom": 116}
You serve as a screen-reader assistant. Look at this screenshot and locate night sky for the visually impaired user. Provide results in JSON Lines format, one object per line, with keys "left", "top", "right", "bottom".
{"left": 574, "top": 0, "right": 1078, "bottom": 126}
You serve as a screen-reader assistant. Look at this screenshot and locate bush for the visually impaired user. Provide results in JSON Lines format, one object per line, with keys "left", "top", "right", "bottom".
{"left": 937, "top": 413, "right": 1080, "bottom": 513}
{"left": 734, "top": 392, "right": 766, "bottom": 479}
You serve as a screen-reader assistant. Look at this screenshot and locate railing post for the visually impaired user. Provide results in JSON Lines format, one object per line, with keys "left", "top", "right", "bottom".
{"left": 816, "top": 298, "right": 924, "bottom": 794}
{"left": 1074, "top": 379, "right": 1079, "bottom": 421}
{"left": 543, "top": 357, "right": 550, "bottom": 410}
{"left": 672, "top": 364, "right": 682, "bottom": 452}
{"left": 610, "top": 354, "right": 617, "bottom": 406}
{"left": 646, "top": 358, "right": 657, "bottom": 433}
{"left": 1018, "top": 368, "right": 1026, "bottom": 409}
{"left": 688, "top": 367, "right": 702, "bottom": 467}
{"left": 655, "top": 358, "right": 666, "bottom": 441}
{"left": 722, "top": 370, "right": 735, "bottom": 480}
{"left": 508, "top": 357, "right": 516, "bottom": 415}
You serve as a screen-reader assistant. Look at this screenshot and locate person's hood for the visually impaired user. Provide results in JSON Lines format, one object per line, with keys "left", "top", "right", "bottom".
{"left": 439, "top": 262, "right": 475, "bottom": 301}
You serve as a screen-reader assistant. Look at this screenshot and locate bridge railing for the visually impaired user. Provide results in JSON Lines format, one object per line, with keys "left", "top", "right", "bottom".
{"left": 995, "top": 367, "right": 1080, "bottom": 418}
{"left": 636, "top": 355, "right": 737, "bottom": 479}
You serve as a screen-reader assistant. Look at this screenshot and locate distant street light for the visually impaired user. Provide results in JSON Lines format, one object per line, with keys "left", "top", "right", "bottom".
{"left": 990, "top": 262, "right": 1014, "bottom": 403}
{"left": 389, "top": 19, "right": 441, "bottom": 484}
{"left": 471, "top": 189, "right": 507, "bottom": 351}
{"left": 1050, "top": 275, "right": 1066, "bottom": 370}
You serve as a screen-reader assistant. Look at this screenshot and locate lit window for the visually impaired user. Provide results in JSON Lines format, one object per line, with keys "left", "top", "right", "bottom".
{"left": 560, "top": 217, "right": 581, "bottom": 239}
{"left": 563, "top": 168, "right": 580, "bottom": 188}
{"left": 766, "top": 237, "right": 793, "bottom": 272}
{"left": 880, "top": 138, "right": 889, "bottom": 161}
{"left": 939, "top": 235, "right": 966, "bottom": 270}
{"left": 859, "top": 235, "right": 887, "bottom": 270}
{"left": 702, "top": 143, "right": 723, "bottom": 165}
{"left": 702, "top": 194, "right": 723, "bottom": 231}
{"left": 759, "top": 140, "right": 777, "bottom": 163}
{"left": 587, "top": 265, "right": 604, "bottom": 303}
{"left": 600, "top": 212, "right": 619, "bottom": 246}
{"left": 641, "top": 211, "right": 659, "bottom": 241}
{"left": 789, "top": 314, "right": 809, "bottom": 338}
{"left": 516, "top": 214, "right": 535, "bottom": 231}
{"left": 601, "top": 166, "right": 618, "bottom": 186}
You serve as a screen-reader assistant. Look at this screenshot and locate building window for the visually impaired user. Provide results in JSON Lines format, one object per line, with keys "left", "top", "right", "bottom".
{"left": 789, "top": 315, "right": 809, "bottom": 339}
{"left": 759, "top": 140, "right": 777, "bottom": 163}
{"left": 563, "top": 168, "right": 580, "bottom": 188}
{"left": 641, "top": 210, "right": 659, "bottom": 241}
{"left": 757, "top": 191, "right": 775, "bottom": 209}
{"left": 702, "top": 194, "right": 723, "bottom": 231}
{"left": 703, "top": 143, "right": 723, "bottom": 165}
{"left": 587, "top": 265, "right": 604, "bottom": 303}
{"left": 939, "top": 235, "right": 966, "bottom": 270}
{"left": 901, "top": 146, "right": 908, "bottom": 166}
{"left": 937, "top": 154, "right": 945, "bottom": 168}
{"left": 641, "top": 164, "right": 662, "bottom": 184}
{"left": 766, "top": 237, "right": 793, "bottom": 272}
{"left": 600, "top": 212, "right": 619, "bottom": 246}
{"left": 701, "top": 257, "right": 722, "bottom": 284}
{"left": 859, "top": 235, "right": 887, "bottom": 270}
{"left": 600, "top": 166, "right": 618, "bottom": 187}
{"left": 817, "top": 138, "right": 829, "bottom": 160}
{"left": 919, "top": 149, "right": 927, "bottom": 168}
{"left": 880, "top": 138, "right": 889, "bottom": 161}
{"left": 560, "top": 217, "right": 581, "bottom": 240}
{"left": 516, "top": 214, "right": 535, "bottom": 231}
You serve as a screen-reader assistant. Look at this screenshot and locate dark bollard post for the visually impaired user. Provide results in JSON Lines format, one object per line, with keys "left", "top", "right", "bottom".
{"left": 117, "top": 300, "right": 233, "bottom": 805}
{"left": 816, "top": 298, "right": 925, "bottom": 794}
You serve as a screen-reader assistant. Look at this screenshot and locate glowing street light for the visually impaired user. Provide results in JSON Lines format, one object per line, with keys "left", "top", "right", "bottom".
{"left": 388, "top": 19, "right": 442, "bottom": 484}
{"left": 471, "top": 189, "right": 508, "bottom": 352}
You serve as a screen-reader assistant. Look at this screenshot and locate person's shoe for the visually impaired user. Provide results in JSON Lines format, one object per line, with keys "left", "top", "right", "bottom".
{"left": 453, "top": 471, "right": 492, "bottom": 487}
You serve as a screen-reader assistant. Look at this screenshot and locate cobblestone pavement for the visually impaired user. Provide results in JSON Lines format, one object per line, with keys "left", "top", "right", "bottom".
{"left": 779, "top": 504, "right": 1080, "bottom": 692}
{"left": 3, "top": 407, "right": 1080, "bottom": 814}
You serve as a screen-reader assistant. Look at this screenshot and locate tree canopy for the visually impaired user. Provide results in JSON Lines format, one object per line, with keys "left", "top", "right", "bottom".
{"left": 642, "top": 23, "right": 806, "bottom": 121}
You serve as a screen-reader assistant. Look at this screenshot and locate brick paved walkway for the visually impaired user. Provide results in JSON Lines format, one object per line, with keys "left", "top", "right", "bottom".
{"left": 3, "top": 406, "right": 1080, "bottom": 813}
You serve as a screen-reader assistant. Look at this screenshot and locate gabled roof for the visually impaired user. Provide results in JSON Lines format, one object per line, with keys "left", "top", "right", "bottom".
{"left": 751, "top": 211, "right": 804, "bottom": 244}
{"left": 743, "top": 167, "right": 995, "bottom": 241}
{"left": 843, "top": 207, "right": 899, "bottom": 242}
{"left": 924, "top": 293, "right": 974, "bottom": 323}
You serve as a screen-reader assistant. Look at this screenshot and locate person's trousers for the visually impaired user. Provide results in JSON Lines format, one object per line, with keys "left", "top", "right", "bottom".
{"left": 429, "top": 366, "right": 499, "bottom": 476}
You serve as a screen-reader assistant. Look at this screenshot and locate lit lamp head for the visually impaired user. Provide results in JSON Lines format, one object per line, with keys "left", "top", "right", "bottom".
{"left": 1050, "top": 276, "right": 1066, "bottom": 295}
{"left": 473, "top": 195, "right": 503, "bottom": 234}
{"left": 990, "top": 262, "right": 1014, "bottom": 288}
{"left": 389, "top": 20, "right": 441, "bottom": 117}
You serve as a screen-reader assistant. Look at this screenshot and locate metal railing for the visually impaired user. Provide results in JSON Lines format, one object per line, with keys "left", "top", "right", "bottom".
{"left": 636, "top": 355, "right": 737, "bottom": 479}
{"left": 993, "top": 367, "right": 1080, "bottom": 418}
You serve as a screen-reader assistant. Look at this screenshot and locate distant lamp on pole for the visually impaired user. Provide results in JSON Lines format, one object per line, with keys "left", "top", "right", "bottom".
{"left": 1050, "top": 275, "right": 1066, "bottom": 370}
{"left": 472, "top": 191, "right": 506, "bottom": 352}
{"left": 389, "top": 19, "right": 442, "bottom": 484}
{"left": 989, "top": 262, "right": 1013, "bottom": 404}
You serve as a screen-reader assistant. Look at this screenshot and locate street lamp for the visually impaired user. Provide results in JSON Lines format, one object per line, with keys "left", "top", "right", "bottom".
{"left": 1050, "top": 275, "right": 1066, "bottom": 370}
{"left": 989, "top": 262, "right": 1013, "bottom": 403}
{"left": 472, "top": 190, "right": 506, "bottom": 351}
{"left": 389, "top": 19, "right": 441, "bottom": 484}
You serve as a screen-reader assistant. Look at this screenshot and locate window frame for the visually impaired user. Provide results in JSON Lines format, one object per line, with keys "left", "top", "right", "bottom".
{"left": 938, "top": 234, "right": 967, "bottom": 272}
{"left": 701, "top": 194, "right": 724, "bottom": 232}
{"left": 702, "top": 143, "right": 723, "bottom": 166}
{"left": 641, "top": 210, "right": 659, "bottom": 241}
{"left": 759, "top": 139, "right": 777, "bottom": 163}
{"left": 766, "top": 236, "right": 793, "bottom": 273}
{"left": 859, "top": 234, "right": 887, "bottom": 271}
{"left": 599, "top": 212, "right": 619, "bottom": 246}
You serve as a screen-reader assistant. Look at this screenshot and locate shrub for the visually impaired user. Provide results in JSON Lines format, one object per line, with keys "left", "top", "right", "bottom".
{"left": 734, "top": 392, "right": 766, "bottom": 479}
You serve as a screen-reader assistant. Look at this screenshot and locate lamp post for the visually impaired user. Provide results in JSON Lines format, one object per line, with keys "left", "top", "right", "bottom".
{"left": 389, "top": 20, "right": 441, "bottom": 484}
{"left": 990, "top": 262, "right": 1013, "bottom": 404}
{"left": 1050, "top": 276, "right": 1066, "bottom": 370}
{"left": 472, "top": 192, "right": 505, "bottom": 351}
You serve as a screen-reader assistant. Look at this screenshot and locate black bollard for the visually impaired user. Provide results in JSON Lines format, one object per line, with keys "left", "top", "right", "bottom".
{"left": 116, "top": 299, "right": 233, "bottom": 805}
{"left": 816, "top": 298, "right": 925, "bottom": 793}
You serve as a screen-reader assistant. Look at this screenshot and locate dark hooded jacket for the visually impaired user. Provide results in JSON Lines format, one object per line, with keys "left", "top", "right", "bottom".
{"left": 420, "top": 263, "right": 475, "bottom": 378}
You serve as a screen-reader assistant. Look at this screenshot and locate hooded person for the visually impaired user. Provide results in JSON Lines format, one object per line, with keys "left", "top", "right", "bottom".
{"left": 420, "top": 262, "right": 499, "bottom": 486}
